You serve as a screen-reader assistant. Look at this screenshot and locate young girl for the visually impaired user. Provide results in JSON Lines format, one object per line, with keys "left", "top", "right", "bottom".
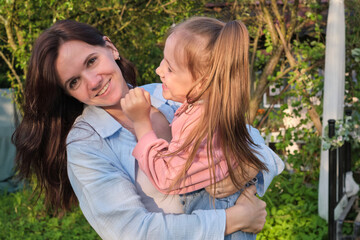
{"left": 121, "top": 17, "right": 283, "bottom": 239}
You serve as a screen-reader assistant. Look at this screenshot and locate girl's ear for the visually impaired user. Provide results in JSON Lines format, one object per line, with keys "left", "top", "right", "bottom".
{"left": 103, "top": 36, "right": 120, "bottom": 60}
{"left": 195, "top": 76, "right": 207, "bottom": 93}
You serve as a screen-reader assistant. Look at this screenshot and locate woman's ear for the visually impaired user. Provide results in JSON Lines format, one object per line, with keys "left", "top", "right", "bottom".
{"left": 103, "top": 36, "right": 120, "bottom": 60}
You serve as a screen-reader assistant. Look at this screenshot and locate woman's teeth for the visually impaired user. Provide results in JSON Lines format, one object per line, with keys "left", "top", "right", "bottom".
{"left": 97, "top": 81, "right": 110, "bottom": 96}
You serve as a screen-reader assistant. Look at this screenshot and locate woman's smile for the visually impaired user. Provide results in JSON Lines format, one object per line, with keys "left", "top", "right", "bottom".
{"left": 96, "top": 80, "right": 111, "bottom": 97}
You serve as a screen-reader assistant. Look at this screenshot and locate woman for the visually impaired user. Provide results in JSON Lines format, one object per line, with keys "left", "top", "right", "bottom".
{"left": 13, "top": 20, "right": 275, "bottom": 239}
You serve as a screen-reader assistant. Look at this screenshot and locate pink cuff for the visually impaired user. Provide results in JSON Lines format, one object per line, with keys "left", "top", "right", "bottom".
{"left": 132, "top": 130, "right": 158, "bottom": 160}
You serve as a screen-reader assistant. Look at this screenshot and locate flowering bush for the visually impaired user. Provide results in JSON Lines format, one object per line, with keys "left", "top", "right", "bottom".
{"left": 322, "top": 115, "right": 360, "bottom": 150}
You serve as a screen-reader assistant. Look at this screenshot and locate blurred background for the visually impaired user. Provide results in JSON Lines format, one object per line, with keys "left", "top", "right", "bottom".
{"left": 0, "top": 0, "right": 359, "bottom": 239}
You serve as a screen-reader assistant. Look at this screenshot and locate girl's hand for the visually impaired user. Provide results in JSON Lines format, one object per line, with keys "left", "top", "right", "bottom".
{"left": 205, "top": 164, "right": 259, "bottom": 198}
{"left": 121, "top": 88, "right": 151, "bottom": 123}
{"left": 225, "top": 186, "right": 267, "bottom": 235}
{"left": 121, "top": 88, "right": 153, "bottom": 140}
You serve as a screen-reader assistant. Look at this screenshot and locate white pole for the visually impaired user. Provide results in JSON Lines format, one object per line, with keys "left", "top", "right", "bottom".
{"left": 319, "top": 0, "right": 345, "bottom": 221}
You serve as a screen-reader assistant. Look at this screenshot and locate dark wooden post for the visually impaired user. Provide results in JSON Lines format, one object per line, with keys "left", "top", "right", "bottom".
{"left": 345, "top": 109, "right": 352, "bottom": 173}
{"left": 328, "top": 119, "right": 336, "bottom": 240}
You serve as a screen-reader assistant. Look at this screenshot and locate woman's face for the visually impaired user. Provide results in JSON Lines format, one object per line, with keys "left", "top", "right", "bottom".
{"left": 56, "top": 39, "right": 128, "bottom": 109}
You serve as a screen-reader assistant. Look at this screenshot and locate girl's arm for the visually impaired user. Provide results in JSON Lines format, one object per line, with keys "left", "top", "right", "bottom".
{"left": 121, "top": 87, "right": 283, "bottom": 196}
{"left": 121, "top": 88, "right": 229, "bottom": 194}
{"left": 120, "top": 88, "right": 154, "bottom": 140}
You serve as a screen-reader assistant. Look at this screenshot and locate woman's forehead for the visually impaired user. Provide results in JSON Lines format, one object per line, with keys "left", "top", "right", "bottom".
{"left": 56, "top": 41, "right": 94, "bottom": 82}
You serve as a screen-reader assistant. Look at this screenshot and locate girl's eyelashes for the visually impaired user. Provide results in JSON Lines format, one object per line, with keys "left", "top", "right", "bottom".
{"left": 168, "top": 67, "right": 173, "bottom": 73}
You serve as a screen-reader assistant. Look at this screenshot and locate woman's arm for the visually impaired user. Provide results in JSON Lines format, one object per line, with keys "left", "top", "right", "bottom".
{"left": 67, "top": 139, "right": 266, "bottom": 239}
{"left": 225, "top": 186, "right": 267, "bottom": 234}
{"left": 67, "top": 137, "right": 224, "bottom": 240}
{"left": 206, "top": 126, "right": 285, "bottom": 198}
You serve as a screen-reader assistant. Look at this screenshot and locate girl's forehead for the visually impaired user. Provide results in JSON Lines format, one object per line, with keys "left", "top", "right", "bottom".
{"left": 165, "top": 33, "right": 187, "bottom": 68}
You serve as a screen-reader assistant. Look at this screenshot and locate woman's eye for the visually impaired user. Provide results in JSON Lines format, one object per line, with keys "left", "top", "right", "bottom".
{"left": 69, "top": 78, "right": 80, "bottom": 89}
{"left": 87, "top": 57, "right": 97, "bottom": 66}
{"left": 168, "top": 67, "right": 172, "bottom": 73}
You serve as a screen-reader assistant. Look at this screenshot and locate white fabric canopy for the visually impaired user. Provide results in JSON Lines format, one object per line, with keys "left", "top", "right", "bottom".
{"left": 318, "top": 0, "right": 346, "bottom": 220}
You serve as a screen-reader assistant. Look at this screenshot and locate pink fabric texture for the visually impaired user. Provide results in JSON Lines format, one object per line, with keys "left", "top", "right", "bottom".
{"left": 133, "top": 102, "right": 234, "bottom": 194}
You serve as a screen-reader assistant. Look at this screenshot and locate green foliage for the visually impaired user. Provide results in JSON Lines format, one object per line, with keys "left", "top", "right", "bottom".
{"left": 0, "top": 0, "right": 208, "bottom": 111}
{"left": 0, "top": 172, "right": 328, "bottom": 240}
{"left": 1, "top": 0, "right": 359, "bottom": 238}
{"left": 0, "top": 187, "right": 99, "bottom": 240}
{"left": 258, "top": 1, "right": 326, "bottom": 179}
{"left": 322, "top": 115, "right": 360, "bottom": 150}
{"left": 258, "top": 171, "right": 328, "bottom": 240}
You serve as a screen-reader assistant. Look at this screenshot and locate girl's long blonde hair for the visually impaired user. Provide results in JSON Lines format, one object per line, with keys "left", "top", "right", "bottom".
{"left": 164, "top": 17, "right": 268, "bottom": 193}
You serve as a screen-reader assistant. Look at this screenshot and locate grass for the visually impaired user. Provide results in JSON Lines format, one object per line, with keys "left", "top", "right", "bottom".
{"left": 0, "top": 186, "right": 100, "bottom": 240}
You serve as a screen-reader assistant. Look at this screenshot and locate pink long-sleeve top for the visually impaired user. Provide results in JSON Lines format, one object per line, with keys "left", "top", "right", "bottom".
{"left": 133, "top": 102, "right": 235, "bottom": 194}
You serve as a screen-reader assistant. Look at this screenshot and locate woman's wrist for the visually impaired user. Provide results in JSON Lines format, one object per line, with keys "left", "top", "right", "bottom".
{"left": 224, "top": 204, "right": 245, "bottom": 235}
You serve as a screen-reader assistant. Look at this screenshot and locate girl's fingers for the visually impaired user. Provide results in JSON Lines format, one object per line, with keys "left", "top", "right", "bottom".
{"left": 143, "top": 90, "right": 151, "bottom": 104}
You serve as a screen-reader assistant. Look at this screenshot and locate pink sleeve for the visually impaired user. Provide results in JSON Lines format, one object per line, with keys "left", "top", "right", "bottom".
{"left": 132, "top": 107, "right": 229, "bottom": 194}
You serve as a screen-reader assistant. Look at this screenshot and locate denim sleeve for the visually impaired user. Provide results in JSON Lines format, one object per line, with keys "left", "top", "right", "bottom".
{"left": 247, "top": 126, "right": 285, "bottom": 197}
{"left": 140, "top": 83, "right": 181, "bottom": 123}
{"left": 67, "top": 132, "right": 226, "bottom": 240}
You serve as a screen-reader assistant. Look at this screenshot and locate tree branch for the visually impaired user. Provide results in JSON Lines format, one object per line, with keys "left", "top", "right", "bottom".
{"left": 256, "top": 60, "right": 324, "bottom": 129}
{"left": 271, "top": 0, "right": 286, "bottom": 35}
{"left": 0, "top": 15, "right": 17, "bottom": 51}
{"left": 249, "top": 44, "right": 284, "bottom": 122}
{"left": 250, "top": 24, "right": 262, "bottom": 87}
{"left": 259, "top": 0, "right": 278, "bottom": 45}
{"left": 0, "top": 50, "right": 23, "bottom": 95}
{"left": 275, "top": 24, "right": 322, "bottom": 135}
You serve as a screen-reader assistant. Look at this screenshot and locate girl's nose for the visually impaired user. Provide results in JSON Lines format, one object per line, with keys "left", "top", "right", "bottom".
{"left": 155, "top": 59, "right": 164, "bottom": 77}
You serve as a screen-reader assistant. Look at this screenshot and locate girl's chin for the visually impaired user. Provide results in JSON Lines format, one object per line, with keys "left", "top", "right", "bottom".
{"left": 162, "top": 92, "right": 171, "bottom": 100}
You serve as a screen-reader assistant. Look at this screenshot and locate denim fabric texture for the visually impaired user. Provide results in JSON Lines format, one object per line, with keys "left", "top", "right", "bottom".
{"left": 180, "top": 176, "right": 260, "bottom": 240}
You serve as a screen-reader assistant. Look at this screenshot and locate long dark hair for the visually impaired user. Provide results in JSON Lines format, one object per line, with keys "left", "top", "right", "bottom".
{"left": 12, "top": 20, "right": 137, "bottom": 212}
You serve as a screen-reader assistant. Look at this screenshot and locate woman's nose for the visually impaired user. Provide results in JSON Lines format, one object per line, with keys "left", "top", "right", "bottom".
{"left": 83, "top": 71, "right": 102, "bottom": 91}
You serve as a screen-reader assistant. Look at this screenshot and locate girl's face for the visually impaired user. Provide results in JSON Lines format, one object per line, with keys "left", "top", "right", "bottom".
{"left": 56, "top": 39, "right": 129, "bottom": 110}
{"left": 155, "top": 33, "right": 194, "bottom": 103}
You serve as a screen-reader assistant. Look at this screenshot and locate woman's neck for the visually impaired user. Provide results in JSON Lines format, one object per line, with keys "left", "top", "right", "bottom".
{"left": 104, "top": 106, "right": 135, "bottom": 134}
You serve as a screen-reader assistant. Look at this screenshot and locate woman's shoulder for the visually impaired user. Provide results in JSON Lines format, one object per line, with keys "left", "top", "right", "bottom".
{"left": 67, "top": 105, "right": 119, "bottom": 144}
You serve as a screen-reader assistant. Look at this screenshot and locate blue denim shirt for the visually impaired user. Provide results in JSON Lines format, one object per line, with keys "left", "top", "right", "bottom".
{"left": 66, "top": 83, "right": 283, "bottom": 240}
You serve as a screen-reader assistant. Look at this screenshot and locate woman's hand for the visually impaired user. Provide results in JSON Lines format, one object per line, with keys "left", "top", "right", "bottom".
{"left": 225, "top": 186, "right": 267, "bottom": 235}
{"left": 205, "top": 164, "right": 259, "bottom": 198}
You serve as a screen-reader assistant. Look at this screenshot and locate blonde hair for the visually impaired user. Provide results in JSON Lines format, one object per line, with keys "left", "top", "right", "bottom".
{"left": 164, "top": 17, "right": 267, "bottom": 194}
